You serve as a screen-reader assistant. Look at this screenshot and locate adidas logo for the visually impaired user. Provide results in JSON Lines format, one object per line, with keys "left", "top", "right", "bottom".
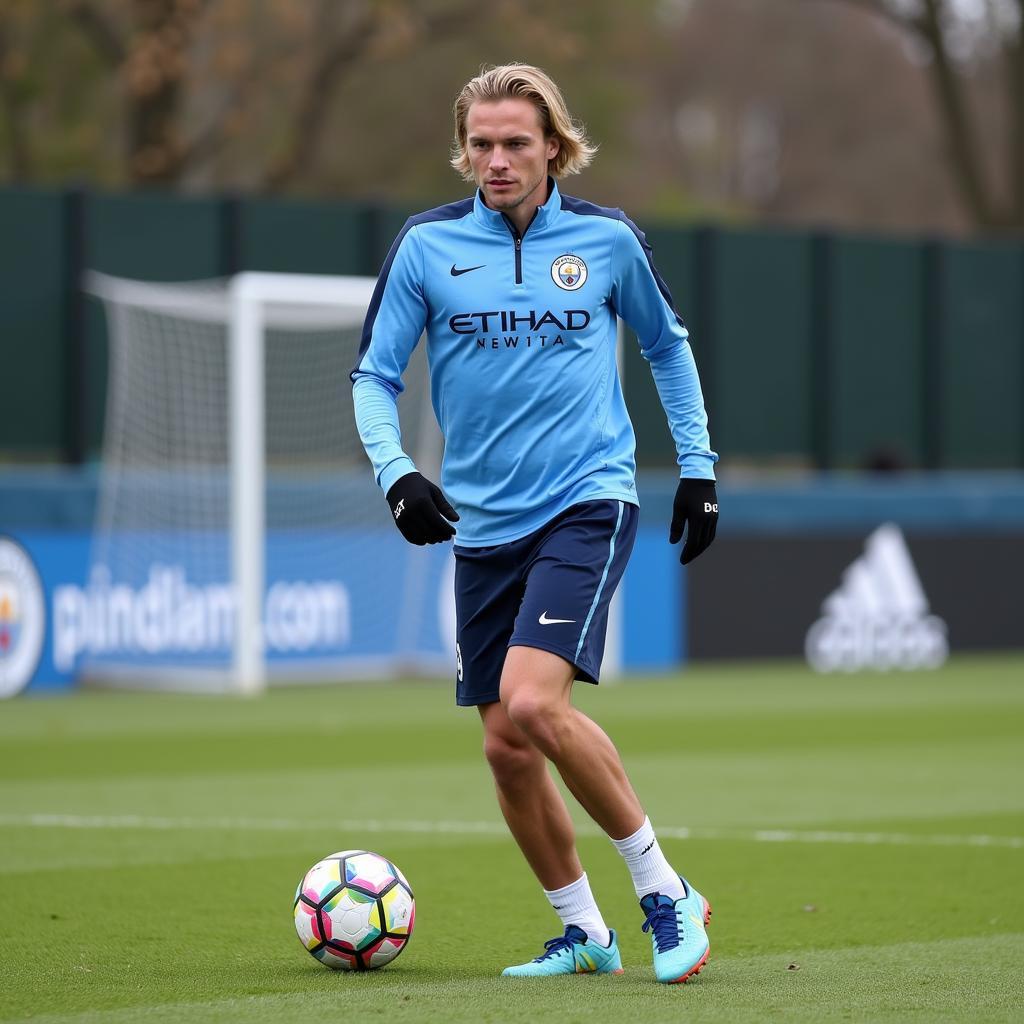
{"left": 805, "top": 524, "right": 948, "bottom": 673}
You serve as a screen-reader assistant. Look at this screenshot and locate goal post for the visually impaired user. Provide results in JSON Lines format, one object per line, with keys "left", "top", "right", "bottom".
{"left": 84, "top": 271, "right": 447, "bottom": 694}
{"left": 227, "top": 274, "right": 392, "bottom": 693}
{"left": 230, "top": 274, "right": 266, "bottom": 693}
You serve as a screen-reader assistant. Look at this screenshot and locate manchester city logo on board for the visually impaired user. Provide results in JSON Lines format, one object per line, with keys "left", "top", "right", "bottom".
{"left": 0, "top": 537, "right": 45, "bottom": 699}
{"left": 551, "top": 254, "right": 588, "bottom": 291}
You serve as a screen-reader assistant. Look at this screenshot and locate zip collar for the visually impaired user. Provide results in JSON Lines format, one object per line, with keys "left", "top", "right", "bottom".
{"left": 472, "top": 177, "right": 561, "bottom": 236}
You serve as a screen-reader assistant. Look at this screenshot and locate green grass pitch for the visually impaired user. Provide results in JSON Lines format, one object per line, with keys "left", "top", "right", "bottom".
{"left": 1, "top": 655, "right": 1022, "bottom": 1023}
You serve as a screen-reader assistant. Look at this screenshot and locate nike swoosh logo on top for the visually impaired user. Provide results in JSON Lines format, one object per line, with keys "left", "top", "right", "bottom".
{"left": 450, "top": 264, "right": 485, "bottom": 276}
{"left": 539, "top": 611, "right": 576, "bottom": 625}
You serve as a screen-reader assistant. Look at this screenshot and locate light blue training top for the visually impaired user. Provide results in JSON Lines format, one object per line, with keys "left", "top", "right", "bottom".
{"left": 351, "top": 178, "right": 717, "bottom": 547}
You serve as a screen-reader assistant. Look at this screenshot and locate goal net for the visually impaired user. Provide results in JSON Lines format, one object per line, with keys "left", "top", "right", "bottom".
{"left": 83, "top": 272, "right": 452, "bottom": 693}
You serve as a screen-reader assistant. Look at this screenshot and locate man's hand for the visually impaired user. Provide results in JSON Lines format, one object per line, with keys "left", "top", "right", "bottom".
{"left": 385, "top": 472, "right": 460, "bottom": 545}
{"left": 669, "top": 478, "right": 719, "bottom": 565}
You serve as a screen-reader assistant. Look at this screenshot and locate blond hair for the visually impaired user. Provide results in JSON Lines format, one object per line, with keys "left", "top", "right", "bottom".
{"left": 450, "top": 63, "right": 596, "bottom": 180}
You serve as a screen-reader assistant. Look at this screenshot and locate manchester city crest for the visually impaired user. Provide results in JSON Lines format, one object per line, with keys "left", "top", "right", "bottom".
{"left": 551, "top": 254, "right": 588, "bottom": 291}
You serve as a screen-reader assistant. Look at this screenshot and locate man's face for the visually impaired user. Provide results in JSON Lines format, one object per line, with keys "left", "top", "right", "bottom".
{"left": 465, "top": 98, "right": 560, "bottom": 213}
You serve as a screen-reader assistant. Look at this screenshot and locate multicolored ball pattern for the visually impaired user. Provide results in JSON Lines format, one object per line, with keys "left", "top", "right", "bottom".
{"left": 293, "top": 850, "right": 414, "bottom": 971}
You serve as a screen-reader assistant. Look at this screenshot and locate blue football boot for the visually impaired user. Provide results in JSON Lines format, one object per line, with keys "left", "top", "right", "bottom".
{"left": 640, "top": 878, "right": 712, "bottom": 984}
{"left": 501, "top": 925, "right": 624, "bottom": 977}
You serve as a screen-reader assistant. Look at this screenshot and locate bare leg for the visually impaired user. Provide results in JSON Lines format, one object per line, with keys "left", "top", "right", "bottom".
{"left": 478, "top": 700, "right": 583, "bottom": 891}
{"left": 499, "top": 644, "right": 645, "bottom": 841}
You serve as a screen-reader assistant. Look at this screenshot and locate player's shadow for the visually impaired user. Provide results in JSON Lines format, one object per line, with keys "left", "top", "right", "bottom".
{"left": 280, "top": 962, "right": 444, "bottom": 982}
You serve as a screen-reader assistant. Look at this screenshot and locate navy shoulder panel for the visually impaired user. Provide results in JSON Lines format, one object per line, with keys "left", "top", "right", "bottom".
{"left": 559, "top": 192, "right": 621, "bottom": 222}
{"left": 407, "top": 196, "right": 475, "bottom": 229}
{"left": 351, "top": 198, "right": 474, "bottom": 379}
{"left": 562, "top": 195, "right": 685, "bottom": 329}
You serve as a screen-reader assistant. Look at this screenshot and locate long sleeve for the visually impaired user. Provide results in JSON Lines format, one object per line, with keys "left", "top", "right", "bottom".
{"left": 352, "top": 375, "right": 415, "bottom": 493}
{"left": 351, "top": 221, "right": 429, "bottom": 494}
{"left": 610, "top": 216, "right": 718, "bottom": 479}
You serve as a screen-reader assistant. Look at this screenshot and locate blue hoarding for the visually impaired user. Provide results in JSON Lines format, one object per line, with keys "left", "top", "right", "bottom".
{"left": 0, "top": 528, "right": 677, "bottom": 696}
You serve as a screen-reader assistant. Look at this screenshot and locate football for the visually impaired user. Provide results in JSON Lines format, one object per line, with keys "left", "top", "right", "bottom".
{"left": 293, "top": 849, "right": 415, "bottom": 970}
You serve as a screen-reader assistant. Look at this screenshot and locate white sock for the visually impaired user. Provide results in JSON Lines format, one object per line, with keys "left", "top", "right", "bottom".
{"left": 543, "top": 873, "right": 611, "bottom": 947}
{"left": 611, "top": 816, "right": 687, "bottom": 901}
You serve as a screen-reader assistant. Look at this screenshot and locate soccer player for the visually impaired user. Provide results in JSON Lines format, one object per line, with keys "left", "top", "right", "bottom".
{"left": 352, "top": 63, "right": 719, "bottom": 983}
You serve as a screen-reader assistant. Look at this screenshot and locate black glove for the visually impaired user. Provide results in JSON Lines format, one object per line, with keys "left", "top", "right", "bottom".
{"left": 669, "top": 478, "right": 718, "bottom": 565}
{"left": 385, "top": 472, "right": 460, "bottom": 545}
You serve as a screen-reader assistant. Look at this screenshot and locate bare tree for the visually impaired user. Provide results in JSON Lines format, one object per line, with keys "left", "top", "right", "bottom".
{"left": 829, "top": 0, "right": 1024, "bottom": 230}
{"left": 0, "top": 16, "right": 31, "bottom": 179}
{"left": 0, "top": 1, "right": 46, "bottom": 180}
{"left": 65, "top": 0, "right": 200, "bottom": 184}
{"left": 261, "top": 1, "right": 489, "bottom": 190}
{"left": 41, "top": 0, "right": 494, "bottom": 188}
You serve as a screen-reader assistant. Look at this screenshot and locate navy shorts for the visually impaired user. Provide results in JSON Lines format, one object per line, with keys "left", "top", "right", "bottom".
{"left": 453, "top": 499, "right": 638, "bottom": 706}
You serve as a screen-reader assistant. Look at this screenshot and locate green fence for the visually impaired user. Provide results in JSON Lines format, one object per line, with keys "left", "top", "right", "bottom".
{"left": 1, "top": 185, "right": 1021, "bottom": 468}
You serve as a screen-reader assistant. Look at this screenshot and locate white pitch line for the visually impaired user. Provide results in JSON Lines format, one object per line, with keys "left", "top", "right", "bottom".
{"left": 658, "top": 826, "right": 1024, "bottom": 849}
{"left": 0, "top": 813, "right": 1021, "bottom": 849}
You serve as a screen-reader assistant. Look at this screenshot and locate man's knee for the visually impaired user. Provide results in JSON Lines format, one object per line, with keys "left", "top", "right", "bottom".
{"left": 498, "top": 647, "right": 574, "bottom": 753}
{"left": 501, "top": 686, "right": 571, "bottom": 755}
{"left": 483, "top": 727, "right": 535, "bottom": 775}
{"left": 502, "top": 687, "right": 545, "bottom": 733}
{"left": 482, "top": 719, "right": 542, "bottom": 789}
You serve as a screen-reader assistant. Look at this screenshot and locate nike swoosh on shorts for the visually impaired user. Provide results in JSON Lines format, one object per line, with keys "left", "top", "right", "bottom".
{"left": 539, "top": 611, "right": 576, "bottom": 625}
